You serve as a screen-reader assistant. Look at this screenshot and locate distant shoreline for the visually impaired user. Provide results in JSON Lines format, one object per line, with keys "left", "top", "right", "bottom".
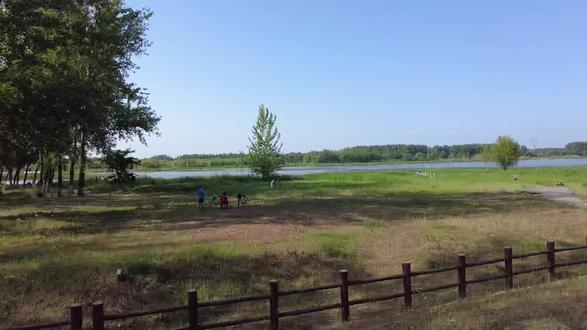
{"left": 121, "top": 156, "right": 587, "bottom": 173}
{"left": 103, "top": 157, "right": 587, "bottom": 180}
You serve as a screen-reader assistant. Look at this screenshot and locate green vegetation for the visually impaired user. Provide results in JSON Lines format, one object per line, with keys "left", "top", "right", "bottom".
{"left": 136, "top": 143, "right": 494, "bottom": 170}
{"left": 1, "top": 167, "right": 587, "bottom": 327}
{"left": 140, "top": 153, "right": 245, "bottom": 169}
{"left": 131, "top": 140, "right": 587, "bottom": 171}
{"left": 0, "top": 1, "right": 159, "bottom": 196}
{"left": 483, "top": 136, "right": 522, "bottom": 170}
{"left": 564, "top": 142, "right": 587, "bottom": 156}
{"left": 1, "top": 2, "right": 584, "bottom": 328}
{"left": 101, "top": 149, "right": 140, "bottom": 183}
{"left": 245, "top": 104, "right": 284, "bottom": 179}
{"left": 83, "top": 166, "right": 587, "bottom": 197}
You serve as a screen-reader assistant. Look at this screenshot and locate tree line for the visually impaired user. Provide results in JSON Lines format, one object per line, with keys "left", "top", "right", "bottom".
{"left": 138, "top": 144, "right": 493, "bottom": 169}
{"left": 132, "top": 141, "right": 587, "bottom": 170}
{"left": 0, "top": 0, "right": 159, "bottom": 194}
{"left": 300, "top": 144, "right": 490, "bottom": 163}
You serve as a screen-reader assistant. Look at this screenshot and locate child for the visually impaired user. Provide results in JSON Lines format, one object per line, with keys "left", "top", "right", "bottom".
{"left": 197, "top": 187, "right": 205, "bottom": 208}
{"left": 220, "top": 192, "right": 229, "bottom": 208}
{"left": 240, "top": 194, "right": 249, "bottom": 206}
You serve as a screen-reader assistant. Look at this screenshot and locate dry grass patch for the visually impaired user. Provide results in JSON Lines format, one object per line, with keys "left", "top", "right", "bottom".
{"left": 2, "top": 168, "right": 587, "bottom": 328}
{"left": 335, "top": 275, "right": 587, "bottom": 329}
{"left": 357, "top": 208, "right": 587, "bottom": 277}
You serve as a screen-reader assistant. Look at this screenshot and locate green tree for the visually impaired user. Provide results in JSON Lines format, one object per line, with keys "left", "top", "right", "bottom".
{"left": 246, "top": 104, "right": 284, "bottom": 179}
{"left": 0, "top": 0, "right": 159, "bottom": 196}
{"left": 565, "top": 142, "right": 587, "bottom": 156}
{"left": 69, "top": 1, "right": 158, "bottom": 196}
{"left": 483, "top": 136, "right": 522, "bottom": 170}
{"left": 102, "top": 149, "right": 139, "bottom": 183}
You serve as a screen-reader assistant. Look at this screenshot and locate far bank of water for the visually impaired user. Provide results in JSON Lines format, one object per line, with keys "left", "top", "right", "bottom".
{"left": 136, "top": 158, "right": 587, "bottom": 179}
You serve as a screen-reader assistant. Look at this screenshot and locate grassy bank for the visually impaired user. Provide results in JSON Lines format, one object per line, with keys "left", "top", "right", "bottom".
{"left": 342, "top": 274, "right": 587, "bottom": 329}
{"left": 1, "top": 167, "right": 587, "bottom": 327}
{"left": 91, "top": 166, "right": 587, "bottom": 197}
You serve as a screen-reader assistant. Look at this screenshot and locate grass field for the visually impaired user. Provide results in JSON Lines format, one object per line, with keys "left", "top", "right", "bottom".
{"left": 341, "top": 274, "right": 587, "bottom": 329}
{"left": 1, "top": 167, "right": 587, "bottom": 328}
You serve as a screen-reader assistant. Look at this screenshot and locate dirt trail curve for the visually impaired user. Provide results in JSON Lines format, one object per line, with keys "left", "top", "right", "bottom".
{"left": 524, "top": 186, "right": 587, "bottom": 208}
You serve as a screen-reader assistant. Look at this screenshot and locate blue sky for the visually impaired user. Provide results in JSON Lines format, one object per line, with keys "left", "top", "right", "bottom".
{"left": 122, "top": 0, "right": 587, "bottom": 157}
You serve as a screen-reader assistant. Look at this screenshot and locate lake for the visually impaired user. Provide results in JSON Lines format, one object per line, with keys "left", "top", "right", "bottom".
{"left": 137, "top": 158, "right": 587, "bottom": 179}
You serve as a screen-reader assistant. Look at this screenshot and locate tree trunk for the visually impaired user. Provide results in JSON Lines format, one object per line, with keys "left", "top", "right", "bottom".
{"left": 0, "top": 168, "right": 3, "bottom": 184}
{"left": 69, "top": 157, "right": 76, "bottom": 193}
{"left": 57, "top": 157, "right": 63, "bottom": 197}
{"left": 43, "top": 167, "right": 48, "bottom": 194}
{"left": 48, "top": 166, "right": 55, "bottom": 194}
{"left": 7, "top": 168, "right": 13, "bottom": 186}
{"left": 38, "top": 154, "right": 44, "bottom": 188}
{"left": 41, "top": 165, "right": 47, "bottom": 194}
{"left": 32, "top": 164, "right": 38, "bottom": 184}
{"left": 77, "top": 137, "right": 87, "bottom": 197}
{"left": 23, "top": 164, "right": 30, "bottom": 185}
{"left": 13, "top": 166, "right": 20, "bottom": 186}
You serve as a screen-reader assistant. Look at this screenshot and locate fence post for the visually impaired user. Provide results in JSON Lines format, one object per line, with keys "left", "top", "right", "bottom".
{"left": 547, "top": 240, "right": 556, "bottom": 277}
{"left": 70, "top": 304, "right": 82, "bottom": 330}
{"left": 504, "top": 247, "right": 513, "bottom": 289}
{"left": 188, "top": 289, "right": 198, "bottom": 330}
{"left": 269, "top": 280, "right": 279, "bottom": 330}
{"left": 457, "top": 254, "right": 466, "bottom": 298}
{"left": 92, "top": 302, "right": 104, "bottom": 330}
{"left": 401, "top": 263, "right": 412, "bottom": 308}
{"left": 339, "top": 270, "right": 350, "bottom": 321}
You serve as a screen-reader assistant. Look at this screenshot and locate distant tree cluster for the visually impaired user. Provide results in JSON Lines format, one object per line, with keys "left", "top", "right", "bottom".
{"left": 131, "top": 140, "right": 587, "bottom": 171}
{"left": 564, "top": 142, "right": 587, "bottom": 156}
{"left": 134, "top": 143, "right": 494, "bottom": 169}
{"left": 141, "top": 153, "right": 244, "bottom": 169}
{"left": 0, "top": 0, "right": 159, "bottom": 195}
{"left": 528, "top": 142, "right": 587, "bottom": 158}
{"left": 302, "top": 144, "right": 487, "bottom": 163}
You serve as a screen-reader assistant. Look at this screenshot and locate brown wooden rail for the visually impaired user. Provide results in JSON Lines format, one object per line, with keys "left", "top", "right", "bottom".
{"left": 3, "top": 240, "right": 587, "bottom": 330}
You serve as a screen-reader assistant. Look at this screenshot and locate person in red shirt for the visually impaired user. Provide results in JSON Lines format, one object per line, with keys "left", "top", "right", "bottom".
{"left": 220, "top": 192, "right": 229, "bottom": 208}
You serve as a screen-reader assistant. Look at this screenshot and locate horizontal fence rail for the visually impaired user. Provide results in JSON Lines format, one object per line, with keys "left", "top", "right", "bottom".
{"left": 3, "top": 240, "right": 587, "bottom": 330}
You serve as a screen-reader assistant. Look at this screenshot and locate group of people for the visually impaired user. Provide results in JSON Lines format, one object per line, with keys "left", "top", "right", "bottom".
{"left": 196, "top": 187, "right": 248, "bottom": 209}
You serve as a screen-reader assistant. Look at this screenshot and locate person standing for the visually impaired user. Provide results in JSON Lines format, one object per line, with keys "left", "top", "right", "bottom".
{"left": 220, "top": 192, "right": 229, "bottom": 208}
{"left": 197, "top": 187, "right": 206, "bottom": 208}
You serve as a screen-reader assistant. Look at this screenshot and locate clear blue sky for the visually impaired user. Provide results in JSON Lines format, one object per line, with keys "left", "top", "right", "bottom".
{"left": 122, "top": 0, "right": 587, "bottom": 158}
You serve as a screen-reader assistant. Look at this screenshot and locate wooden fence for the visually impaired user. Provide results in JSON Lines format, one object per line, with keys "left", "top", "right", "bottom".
{"left": 3, "top": 240, "right": 587, "bottom": 330}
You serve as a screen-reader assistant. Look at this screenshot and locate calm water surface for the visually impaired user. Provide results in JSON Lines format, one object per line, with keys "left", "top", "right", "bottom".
{"left": 137, "top": 158, "right": 587, "bottom": 179}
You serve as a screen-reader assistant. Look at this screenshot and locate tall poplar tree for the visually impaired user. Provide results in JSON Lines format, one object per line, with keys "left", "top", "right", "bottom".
{"left": 246, "top": 104, "right": 284, "bottom": 179}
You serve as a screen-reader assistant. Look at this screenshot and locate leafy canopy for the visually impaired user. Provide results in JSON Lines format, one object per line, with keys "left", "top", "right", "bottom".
{"left": 246, "top": 104, "right": 284, "bottom": 179}
{"left": 0, "top": 0, "right": 159, "bottom": 195}
{"left": 483, "top": 136, "right": 522, "bottom": 170}
{"left": 102, "top": 148, "right": 140, "bottom": 183}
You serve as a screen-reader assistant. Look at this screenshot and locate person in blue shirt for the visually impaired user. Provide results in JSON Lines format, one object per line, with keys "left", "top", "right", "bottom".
{"left": 197, "top": 187, "right": 205, "bottom": 208}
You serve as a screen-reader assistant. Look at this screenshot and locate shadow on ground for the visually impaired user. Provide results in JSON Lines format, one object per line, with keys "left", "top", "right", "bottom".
{"left": 0, "top": 191, "right": 562, "bottom": 236}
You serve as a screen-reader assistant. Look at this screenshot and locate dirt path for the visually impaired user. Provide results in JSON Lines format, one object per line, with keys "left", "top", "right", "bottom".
{"left": 524, "top": 186, "right": 587, "bottom": 208}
